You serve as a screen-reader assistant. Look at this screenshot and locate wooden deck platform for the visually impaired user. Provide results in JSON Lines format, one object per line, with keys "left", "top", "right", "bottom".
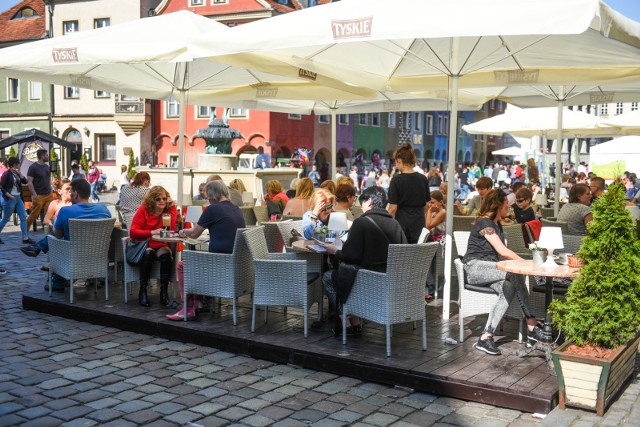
{"left": 23, "top": 280, "right": 559, "bottom": 414}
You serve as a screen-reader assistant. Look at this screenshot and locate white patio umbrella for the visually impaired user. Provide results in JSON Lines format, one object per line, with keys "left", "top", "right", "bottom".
{"left": 191, "top": 0, "right": 640, "bottom": 319}
{"left": 491, "top": 146, "right": 525, "bottom": 157}
{"left": 600, "top": 110, "right": 640, "bottom": 135}
{"left": 0, "top": 10, "right": 377, "bottom": 207}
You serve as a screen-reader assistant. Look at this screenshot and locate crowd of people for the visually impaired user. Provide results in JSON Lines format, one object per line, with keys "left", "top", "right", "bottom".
{"left": 0, "top": 147, "right": 629, "bottom": 355}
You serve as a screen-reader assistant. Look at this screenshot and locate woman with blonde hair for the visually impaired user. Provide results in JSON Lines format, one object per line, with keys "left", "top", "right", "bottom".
{"left": 283, "top": 177, "right": 315, "bottom": 217}
{"left": 229, "top": 178, "right": 247, "bottom": 194}
{"left": 320, "top": 179, "right": 336, "bottom": 194}
{"left": 301, "top": 188, "right": 336, "bottom": 239}
{"left": 129, "top": 186, "right": 177, "bottom": 307}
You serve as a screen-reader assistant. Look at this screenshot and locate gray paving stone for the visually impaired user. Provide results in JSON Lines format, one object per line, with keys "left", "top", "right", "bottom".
{"left": 16, "top": 405, "right": 51, "bottom": 420}
{"left": 59, "top": 418, "right": 99, "bottom": 427}
{"left": 49, "top": 405, "right": 94, "bottom": 422}
{"left": 85, "top": 408, "right": 126, "bottom": 423}
{"left": 242, "top": 414, "right": 277, "bottom": 427}
{"left": 112, "top": 399, "right": 155, "bottom": 413}
{"left": 290, "top": 408, "right": 328, "bottom": 423}
{"left": 154, "top": 401, "right": 187, "bottom": 415}
{"left": 216, "top": 406, "right": 254, "bottom": 421}
{"left": 191, "top": 402, "right": 226, "bottom": 416}
{"left": 196, "top": 386, "right": 228, "bottom": 398}
{"left": 122, "top": 408, "right": 164, "bottom": 425}
{"left": 329, "top": 409, "right": 363, "bottom": 423}
{"left": 361, "top": 413, "right": 401, "bottom": 426}
{"left": 165, "top": 409, "right": 201, "bottom": 424}
{"left": 238, "top": 398, "right": 271, "bottom": 411}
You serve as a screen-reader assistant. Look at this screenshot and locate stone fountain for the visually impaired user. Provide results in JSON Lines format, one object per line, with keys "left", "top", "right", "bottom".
{"left": 195, "top": 108, "right": 243, "bottom": 171}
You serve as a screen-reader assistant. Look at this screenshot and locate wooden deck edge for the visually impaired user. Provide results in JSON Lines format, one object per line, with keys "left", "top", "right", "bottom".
{"left": 22, "top": 293, "right": 555, "bottom": 414}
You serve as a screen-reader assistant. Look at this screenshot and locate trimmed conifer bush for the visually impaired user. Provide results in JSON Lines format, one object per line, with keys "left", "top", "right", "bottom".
{"left": 549, "top": 181, "right": 640, "bottom": 349}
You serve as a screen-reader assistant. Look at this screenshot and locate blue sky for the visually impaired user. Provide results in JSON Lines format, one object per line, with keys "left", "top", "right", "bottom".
{"left": 0, "top": 0, "right": 639, "bottom": 21}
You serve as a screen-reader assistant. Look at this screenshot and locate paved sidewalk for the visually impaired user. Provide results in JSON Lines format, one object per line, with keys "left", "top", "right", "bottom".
{"left": 0, "top": 209, "right": 638, "bottom": 426}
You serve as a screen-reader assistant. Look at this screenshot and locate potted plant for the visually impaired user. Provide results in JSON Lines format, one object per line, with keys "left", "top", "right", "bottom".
{"left": 549, "top": 181, "right": 640, "bottom": 416}
{"left": 528, "top": 242, "right": 546, "bottom": 265}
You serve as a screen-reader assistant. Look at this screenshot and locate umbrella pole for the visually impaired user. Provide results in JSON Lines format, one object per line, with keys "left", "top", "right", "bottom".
{"left": 331, "top": 107, "right": 337, "bottom": 179}
{"left": 554, "top": 95, "right": 564, "bottom": 216}
{"left": 443, "top": 72, "right": 459, "bottom": 321}
{"left": 177, "top": 89, "right": 186, "bottom": 211}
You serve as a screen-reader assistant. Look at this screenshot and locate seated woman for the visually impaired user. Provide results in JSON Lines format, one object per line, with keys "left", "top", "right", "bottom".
{"left": 334, "top": 182, "right": 356, "bottom": 221}
{"left": 301, "top": 188, "right": 336, "bottom": 239}
{"left": 320, "top": 179, "right": 336, "bottom": 195}
{"left": 557, "top": 183, "right": 592, "bottom": 235}
{"left": 264, "top": 179, "right": 289, "bottom": 213}
{"left": 463, "top": 189, "right": 543, "bottom": 356}
{"left": 425, "top": 190, "right": 446, "bottom": 299}
{"left": 512, "top": 187, "right": 536, "bottom": 223}
{"left": 283, "top": 177, "right": 315, "bottom": 217}
{"left": 167, "top": 181, "right": 245, "bottom": 320}
{"left": 119, "top": 172, "right": 150, "bottom": 227}
{"left": 129, "top": 186, "right": 177, "bottom": 307}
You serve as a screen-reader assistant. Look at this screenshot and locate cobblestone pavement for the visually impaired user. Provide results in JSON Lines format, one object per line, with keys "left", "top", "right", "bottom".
{"left": 0, "top": 195, "right": 638, "bottom": 426}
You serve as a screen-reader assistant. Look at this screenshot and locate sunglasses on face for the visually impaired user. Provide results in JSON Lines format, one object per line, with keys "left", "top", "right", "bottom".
{"left": 155, "top": 197, "right": 168, "bottom": 202}
{"left": 516, "top": 199, "right": 525, "bottom": 203}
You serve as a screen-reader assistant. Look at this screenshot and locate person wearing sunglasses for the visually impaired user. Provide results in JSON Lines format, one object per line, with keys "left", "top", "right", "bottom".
{"left": 129, "top": 186, "right": 177, "bottom": 307}
{"left": 511, "top": 187, "right": 535, "bottom": 223}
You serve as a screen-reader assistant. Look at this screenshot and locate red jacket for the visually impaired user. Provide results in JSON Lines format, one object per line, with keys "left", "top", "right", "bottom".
{"left": 87, "top": 167, "right": 100, "bottom": 184}
{"left": 130, "top": 204, "right": 177, "bottom": 250}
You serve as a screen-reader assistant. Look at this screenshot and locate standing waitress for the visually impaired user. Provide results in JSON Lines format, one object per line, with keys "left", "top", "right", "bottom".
{"left": 387, "top": 143, "right": 430, "bottom": 243}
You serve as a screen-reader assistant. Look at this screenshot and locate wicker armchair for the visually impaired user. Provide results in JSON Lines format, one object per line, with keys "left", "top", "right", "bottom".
{"left": 242, "top": 226, "right": 323, "bottom": 338}
{"left": 47, "top": 218, "right": 115, "bottom": 303}
{"left": 182, "top": 228, "right": 253, "bottom": 325}
{"left": 121, "top": 237, "right": 176, "bottom": 304}
{"left": 275, "top": 220, "right": 304, "bottom": 251}
{"left": 263, "top": 220, "right": 289, "bottom": 253}
{"left": 452, "top": 215, "right": 475, "bottom": 231}
{"left": 342, "top": 243, "right": 439, "bottom": 357}
{"left": 562, "top": 234, "right": 585, "bottom": 254}
{"left": 453, "top": 231, "right": 524, "bottom": 343}
{"left": 540, "top": 217, "right": 569, "bottom": 235}
{"left": 109, "top": 227, "right": 127, "bottom": 284}
{"left": 539, "top": 207, "right": 555, "bottom": 219}
{"left": 253, "top": 205, "right": 269, "bottom": 224}
{"left": 240, "top": 206, "right": 257, "bottom": 226}
{"left": 504, "top": 224, "right": 531, "bottom": 258}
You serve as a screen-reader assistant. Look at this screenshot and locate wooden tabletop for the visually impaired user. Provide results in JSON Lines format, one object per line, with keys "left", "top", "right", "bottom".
{"left": 496, "top": 259, "right": 579, "bottom": 278}
{"left": 151, "top": 234, "right": 209, "bottom": 245}
{"left": 292, "top": 239, "right": 315, "bottom": 252}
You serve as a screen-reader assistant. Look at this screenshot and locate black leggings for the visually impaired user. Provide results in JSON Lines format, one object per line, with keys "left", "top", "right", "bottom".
{"left": 140, "top": 249, "right": 172, "bottom": 285}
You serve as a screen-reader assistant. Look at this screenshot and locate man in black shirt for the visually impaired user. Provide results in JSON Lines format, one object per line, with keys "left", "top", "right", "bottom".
{"left": 26, "top": 149, "right": 54, "bottom": 231}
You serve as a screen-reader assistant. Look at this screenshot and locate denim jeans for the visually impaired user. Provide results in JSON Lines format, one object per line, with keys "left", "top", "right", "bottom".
{"left": 90, "top": 183, "right": 100, "bottom": 202}
{"left": 0, "top": 196, "right": 28, "bottom": 238}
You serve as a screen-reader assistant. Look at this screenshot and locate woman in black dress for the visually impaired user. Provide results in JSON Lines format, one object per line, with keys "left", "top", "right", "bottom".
{"left": 387, "top": 143, "right": 430, "bottom": 243}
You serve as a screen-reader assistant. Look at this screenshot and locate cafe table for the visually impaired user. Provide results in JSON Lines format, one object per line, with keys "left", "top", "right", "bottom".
{"left": 496, "top": 259, "right": 580, "bottom": 359}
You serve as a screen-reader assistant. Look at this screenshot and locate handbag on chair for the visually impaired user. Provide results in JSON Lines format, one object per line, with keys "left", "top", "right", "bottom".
{"left": 125, "top": 239, "right": 149, "bottom": 266}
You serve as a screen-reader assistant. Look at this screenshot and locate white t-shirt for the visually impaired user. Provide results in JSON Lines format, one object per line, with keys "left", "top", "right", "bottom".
{"left": 119, "top": 172, "right": 130, "bottom": 189}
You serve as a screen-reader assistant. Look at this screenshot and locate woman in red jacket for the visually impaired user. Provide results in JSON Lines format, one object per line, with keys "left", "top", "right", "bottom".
{"left": 129, "top": 186, "right": 177, "bottom": 307}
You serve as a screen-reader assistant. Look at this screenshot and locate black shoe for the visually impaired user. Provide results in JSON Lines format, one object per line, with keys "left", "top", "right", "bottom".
{"left": 474, "top": 335, "right": 501, "bottom": 355}
{"left": 22, "top": 238, "right": 35, "bottom": 244}
{"left": 0, "top": 238, "right": 4, "bottom": 244}
{"left": 21, "top": 245, "right": 41, "bottom": 257}
{"left": 0, "top": 268, "right": 6, "bottom": 275}
{"left": 528, "top": 326, "right": 546, "bottom": 343}
{"left": 44, "top": 284, "right": 65, "bottom": 292}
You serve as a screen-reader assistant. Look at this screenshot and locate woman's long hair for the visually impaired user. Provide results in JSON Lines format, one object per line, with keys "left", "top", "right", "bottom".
{"left": 476, "top": 189, "right": 507, "bottom": 221}
{"left": 142, "top": 186, "right": 170, "bottom": 213}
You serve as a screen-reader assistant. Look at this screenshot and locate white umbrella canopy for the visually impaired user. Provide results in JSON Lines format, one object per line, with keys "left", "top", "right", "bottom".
{"left": 0, "top": 10, "right": 380, "bottom": 207}
{"left": 463, "top": 105, "right": 614, "bottom": 138}
{"left": 191, "top": 0, "right": 640, "bottom": 320}
{"left": 492, "top": 146, "right": 524, "bottom": 156}
{"left": 600, "top": 110, "right": 640, "bottom": 135}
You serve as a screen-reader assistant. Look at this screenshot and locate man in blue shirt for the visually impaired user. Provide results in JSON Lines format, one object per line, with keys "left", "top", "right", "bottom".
{"left": 21, "top": 180, "right": 110, "bottom": 291}
{"left": 254, "top": 146, "right": 271, "bottom": 169}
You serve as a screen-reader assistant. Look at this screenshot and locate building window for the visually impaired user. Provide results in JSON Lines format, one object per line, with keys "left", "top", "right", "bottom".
{"left": 414, "top": 112, "right": 421, "bottom": 131}
{"left": 190, "top": 0, "right": 204, "bottom": 5}
{"left": 600, "top": 104, "right": 608, "bottom": 116}
{"left": 197, "top": 106, "right": 211, "bottom": 118}
{"left": 212, "top": 0, "right": 228, "bottom": 3}
{"left": 437, "top": 116, "right": 443, "bottom": 134}
{"left": 166, "top": 96, "right": 180, "bottom": 118}
{"left": 63, "top": 20, "right": 78, "bottom": 34}
{"left": 8, "top": 78, "right": 19, "bottom": 101}
{"left": 338, "top": 114, "right": 349, "bottom": 125}
{"left": 98, "top": 134, "right": 116, "bottom": 161}
{"left": 318, "top": 115, "right": 329, "bottom": 124}
{"left": 29, "top": 81, "right": 42, "bottom": 100}
{"left": 12, "top": 7, "right": 37, "bottom": 19}
{"left": 288, "top": 113, "right": 302, "bottom": 120}
{"left": 120, "top": 95, "right": 137, "bottom": 101}
{"left": 404, "top": 112, "right": 410, "bottom": 129}
{"left": 94, "top": 18, "right": 110, "bottom": 28}
{"left": 95, "top": 90, "right": 110, "bottom": 98}
{"left": 359, "top": 114, "right": 367, "bottom": 125}
{"left": 64, "top": 86, "right": 80, "bottom": 99}
{"left": 632, "top": 102, "right": 638, "bottom": 111}
{"left": 168, "top": 155, "right": 179, "bottom": 168}
{"left": 229, "top": 108, "right": 247, "bottom": 118}
{"left": 443, "top": 116, "right": 449, "bottom": 135}
{"left": 489, "top": 99, "right": 495, "bottom": 110}
{"left": 616, "top": 102, "right": 624, "bottom": 115}
{"left": 426, "top": 114, "right": 434, "bottom": 135}
{"left": 388, "top": 113, "right": 395, "bottom": 128}
{"left": 372, "top": 113, "right": 380, "bottom": 127}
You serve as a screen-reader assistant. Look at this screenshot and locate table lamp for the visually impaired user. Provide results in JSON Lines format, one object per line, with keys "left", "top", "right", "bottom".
{"left": 534, "top": 194, "right": 548, "bottom": 207}
{"left": 327, "top": 212, "right": 348, "bottom": 245}
{"left": 537, "top": 227, "right": 563, "bottom": 268}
